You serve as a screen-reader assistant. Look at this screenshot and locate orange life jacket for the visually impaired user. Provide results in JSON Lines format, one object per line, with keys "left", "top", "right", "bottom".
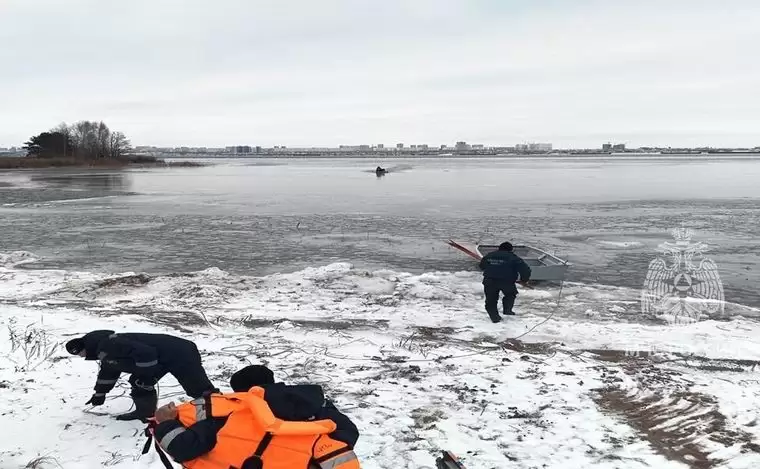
{"left": 163, "top": 387, "right": 360, "bottom": 469}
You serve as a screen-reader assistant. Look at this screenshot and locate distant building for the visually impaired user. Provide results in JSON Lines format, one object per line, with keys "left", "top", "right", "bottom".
{"left": 516, "top": 143, "right": 551, "bottom": 152}
{"left": 396, "top": 143, "right": 404, "bottom": 149}
{"left": 602, "top": 143, "right": 612, "bottom": 152}
{"left": 229, "top": 146, "right": 252, "bottom": 154}
{"left": 471, "top": 144, "right": 484, "bottom": 150}
{"left": 1, "top": 146, "right": 24, "bottom": 156}
{"left": 377, "top": 144, "right": 384, "bottom": 149}
{"left": 612, "top": 143, "right": 626, "bottom": 152}
{"left": 418, "top": 144, "right": 429, "bottom": 150}
{"left": 527, "top": 143, "right": 552, "bottom": 152}
{"left": 339, "top": 145, "right": 370, "bottom": 152}
{"left": 455, "top": 141, "right": 470, "bottom": 151}
{"left": 410, "top": 145, "right": 417, "bottom": 150}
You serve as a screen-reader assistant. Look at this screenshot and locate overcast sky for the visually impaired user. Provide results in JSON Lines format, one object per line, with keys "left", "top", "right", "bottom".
{"left": 1, "top": 0, "right": 759, "bottom": 148}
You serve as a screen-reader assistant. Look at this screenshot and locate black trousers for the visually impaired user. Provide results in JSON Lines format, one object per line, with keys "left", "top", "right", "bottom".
{"left": 129, "top": 346, "right": 215, "bottom": 399}
{"left": 484, "top": 281, "right": 517, "bottom": 320}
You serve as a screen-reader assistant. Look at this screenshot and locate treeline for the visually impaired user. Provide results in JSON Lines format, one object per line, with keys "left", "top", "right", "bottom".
{"left": 23, "top": 121, "right": 132, "bottom": 160}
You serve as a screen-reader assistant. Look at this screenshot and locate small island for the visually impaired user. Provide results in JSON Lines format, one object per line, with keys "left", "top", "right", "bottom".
{"left": 0, "top": 120, "right": 200, "bottom": 169}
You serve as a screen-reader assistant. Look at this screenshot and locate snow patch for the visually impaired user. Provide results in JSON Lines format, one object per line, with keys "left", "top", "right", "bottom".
{"left": 1, "top": 260, "right": 760, "bottom": 468}
{"left": 0, "top": 250, "right": 38, "bottom": 267}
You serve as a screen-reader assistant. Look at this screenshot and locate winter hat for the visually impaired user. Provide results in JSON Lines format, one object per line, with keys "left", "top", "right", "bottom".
{"left": 230, "top": 365, "right": 275, "bottom": 392}
{"left": 66, "top": 337, "right": 85, "bottom": 355}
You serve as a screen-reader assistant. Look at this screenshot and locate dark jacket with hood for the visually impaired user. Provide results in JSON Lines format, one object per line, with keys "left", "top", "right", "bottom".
{"left": 80, "top": 330, "right": 201, "bottom": 396}
{"left": 154, "top": 383, "right": 360, "bottom": 463}
{"left": 479, "top": 250, "right": 531, "bottom": 287}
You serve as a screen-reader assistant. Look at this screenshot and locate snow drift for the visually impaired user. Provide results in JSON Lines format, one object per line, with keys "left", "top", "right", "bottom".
{"left": 2, "top": 253, "right": 760, "bottom": 469}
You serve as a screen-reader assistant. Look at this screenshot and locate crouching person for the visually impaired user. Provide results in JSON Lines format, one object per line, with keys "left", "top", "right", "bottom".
{"left": 149, "top": 383, "right": 361, "bottom": 469}
{"left": 229, "top": 365, "right": 359, "bottom": 449}
{"left": 66, "top": 329, "right": 216, "bottom": 421}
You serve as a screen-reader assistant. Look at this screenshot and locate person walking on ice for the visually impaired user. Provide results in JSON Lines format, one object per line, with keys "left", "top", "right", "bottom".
{"left": 479, "top": 241, "right": 532, "bottom": 322}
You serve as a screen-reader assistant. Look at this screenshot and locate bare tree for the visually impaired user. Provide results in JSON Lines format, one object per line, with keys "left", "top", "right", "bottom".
{"left": 28, "top": 120, "right": 133, "bottom": 160}
{"left": 51, "top": 122, "right": 72, "bottom": 159}
{"left": 96, "top": 121, "right": 110, "bottom": 159}
{"left": 71, "top": 120, "right": 98, "bottom": 159}
{"left": 109, "top": 131, "right": 131, "bottom": 159}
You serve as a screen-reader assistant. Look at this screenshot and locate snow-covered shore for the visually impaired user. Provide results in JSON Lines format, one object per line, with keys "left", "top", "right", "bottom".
{"left": 2, "top": 252, "right": 759, "bottom": 469}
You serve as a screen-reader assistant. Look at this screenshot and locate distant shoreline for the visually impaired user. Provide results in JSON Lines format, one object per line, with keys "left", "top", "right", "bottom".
{"left": 5, "top": 152, "right": 759, "bottom": 168}
{"left": 156, "top": 151, "right": 760, "bottom": 160}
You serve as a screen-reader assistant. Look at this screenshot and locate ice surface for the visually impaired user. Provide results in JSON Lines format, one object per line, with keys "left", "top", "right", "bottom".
{"left": 594, "top": 240, "right": 646, "bottom": 249}
{"left": 1, "top": 253, "right": 759, "bottom": 468}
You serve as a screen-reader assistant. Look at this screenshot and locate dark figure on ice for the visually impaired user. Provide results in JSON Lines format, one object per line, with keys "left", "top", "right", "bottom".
{"left": 375, "top": 166, "right": 386, "bottom": 176}
{"left": 479, "top": 242, "right": 531, "bottom": 323}
{"left": 66, "top": 330, "right": 216, "bottom": 421}
{"left": 148, "top": 364, "right": 360, "bottom": 469}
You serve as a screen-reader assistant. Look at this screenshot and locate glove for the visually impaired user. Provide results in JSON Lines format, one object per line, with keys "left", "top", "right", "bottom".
{"left": 86, "top": 393, "right": 106, "bottom": 406}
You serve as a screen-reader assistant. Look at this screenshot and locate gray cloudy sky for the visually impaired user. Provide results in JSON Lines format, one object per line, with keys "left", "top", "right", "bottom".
{"left": 1, "top": 0, "right": 759, "bottom": 148}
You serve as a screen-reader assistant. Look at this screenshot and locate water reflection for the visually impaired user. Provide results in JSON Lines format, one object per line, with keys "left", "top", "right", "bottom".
{"left": 30, "top": 171, "right": 131, "bottom": 191}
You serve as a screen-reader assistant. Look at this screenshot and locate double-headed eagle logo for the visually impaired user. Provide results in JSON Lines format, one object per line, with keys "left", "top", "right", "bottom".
{"left": 641, "top": 228, "right": 724, "bottom": 324}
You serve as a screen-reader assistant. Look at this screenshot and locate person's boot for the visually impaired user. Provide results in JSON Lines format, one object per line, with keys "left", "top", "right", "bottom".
{"left": 115, "top": 393, "right": 157, "bottom": 422}
{"left": 502, "top": 295, "right": 516, "bottom": 315}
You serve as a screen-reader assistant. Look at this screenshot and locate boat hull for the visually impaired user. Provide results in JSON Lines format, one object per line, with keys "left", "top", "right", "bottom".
{"left": 476, "top": 244, "right": 569, "bottom": 281}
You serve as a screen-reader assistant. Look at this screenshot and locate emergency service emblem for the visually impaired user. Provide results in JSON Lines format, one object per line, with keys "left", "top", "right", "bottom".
{"left": 641, "top": 228, "right": 724, "bottom": 325}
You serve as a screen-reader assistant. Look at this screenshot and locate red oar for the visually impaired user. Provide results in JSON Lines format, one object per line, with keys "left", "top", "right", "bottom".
{"left": 436, "top": 451, "right": 467, "bottom": 469}
{"left": 446, "top": 239, "right": 482, "bottom": 260}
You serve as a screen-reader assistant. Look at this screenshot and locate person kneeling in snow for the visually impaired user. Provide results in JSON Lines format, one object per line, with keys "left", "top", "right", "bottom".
{"left": 229, "top": 365, "right": 359, "bottom": 448}
{"left": 149, "top": 366, "right": 360, "bottom": 469}
{"left": 66, "top": 330, "right": 217, "bottom": 421}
